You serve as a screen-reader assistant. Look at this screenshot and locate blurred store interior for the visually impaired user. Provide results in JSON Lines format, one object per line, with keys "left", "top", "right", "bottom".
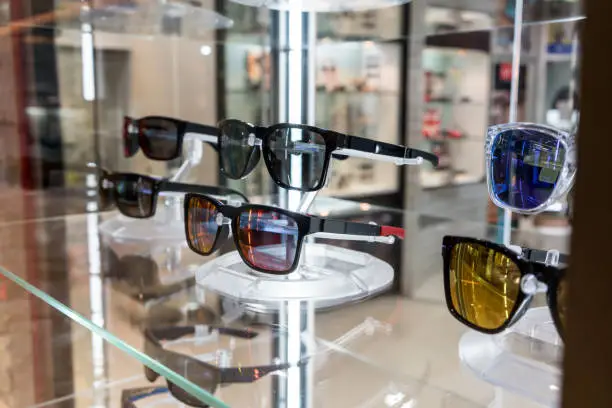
{"left": 0, "top": 0, "right": 581, "bottom": 407}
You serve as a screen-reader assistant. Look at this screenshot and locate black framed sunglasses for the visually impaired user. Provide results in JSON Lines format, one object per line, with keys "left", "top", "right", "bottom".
{"left": 98, "top": 170, "right": 248, "bottom": 219}
{"left": 183, "top": 193, "right": 405, "bottom": 274}
{"left": 144, "top": 325, "right": 290, "bottom": 408}
{"left": 442, "top": 236, "right": 568, "bottom": 339}
{"left": 123, "top": 116, "right": 220, "bottom": 160}
{"left": 218, "top": 119, "right": 439, "bottom": 191}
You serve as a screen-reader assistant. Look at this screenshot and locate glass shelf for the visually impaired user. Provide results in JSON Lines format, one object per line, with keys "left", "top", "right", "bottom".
{"left": 3, "top": 1, "right": 585, "bottom": 45}
{"left": 0, "top": 194, "right": 569, "bottom": 407}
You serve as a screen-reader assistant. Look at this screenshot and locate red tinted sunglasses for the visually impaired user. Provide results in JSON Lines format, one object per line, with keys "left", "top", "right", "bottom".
{"left": 183, "top": 194, "right": 405, "bottom": 275}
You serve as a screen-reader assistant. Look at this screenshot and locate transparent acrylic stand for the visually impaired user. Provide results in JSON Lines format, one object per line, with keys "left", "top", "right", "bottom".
{"left": 196, "top": 242, "right": 393, "bottom": 311}
{"left": 229, "top": 0, "right": 412, "bottom": 12}
{"left": 459, "top": 248, "right": 564, "bottom": 408}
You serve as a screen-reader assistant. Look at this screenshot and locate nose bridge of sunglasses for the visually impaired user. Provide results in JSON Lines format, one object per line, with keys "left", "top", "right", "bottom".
{"left": 101, "top": 178, "right": 114, "bottom": 189}
{"left": 247, "top": 133, "right": 262, "bottom": 147}
{"left": 215, "top": 212, "right": 232, "bottom": 227}
{"left": 544, "top": 249, "right": 560, "bottom": 267}
{"left": 520, "top": 274, "right": 548, "bottom": 296}
{"left": 507, "top": 244, "right": 523, "bottom": 255}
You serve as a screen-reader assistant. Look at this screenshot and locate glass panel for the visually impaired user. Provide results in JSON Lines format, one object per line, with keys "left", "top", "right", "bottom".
{"left": 0, "top": 0, "right": 576, "bottom": 407}
{"left": 0, "top": 198, "right": 566, "bottom": 407}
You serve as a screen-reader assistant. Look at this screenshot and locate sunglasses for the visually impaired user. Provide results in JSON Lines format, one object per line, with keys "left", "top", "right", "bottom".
{"left": 442, "top": 236, "right": 568, "bottom": 339}
{"left": 144, "top": 325, "right": 289, "bottom": 407}
{"left": 218, "top": 119, "right": 439, "bottom": 192}
{"left": 98, "top": 170, "right": 248, "bottom": 219}
{"left": 486, "top": 122, "right": 577, "bottom": 214}
{"left": 123, "top": 116, "right": 219, "bottom": 160}
{"left": 183, "top": 193, "right": 405, "bottom": 274}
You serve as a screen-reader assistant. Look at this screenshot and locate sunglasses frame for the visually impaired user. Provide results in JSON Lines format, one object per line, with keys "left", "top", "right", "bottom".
{"left": 124, "top": 116, "right": 219, "bottom": 160}
{"left": 184, "top": 193, "right": 403, "bottom": 275}
{"left": 184, "top": 194, "right": 315, "bottom": 274}
{"left": 101, "top": 172, "right": 161, "bottom": 219}
{"left": 442, "top": 235, "right": 566, "bottom": 338}
{"left": 218, "top": 119, "right": 439, "bottom": 192}
{"left": 485, "top": 122, "right": 577, "bottom": 214}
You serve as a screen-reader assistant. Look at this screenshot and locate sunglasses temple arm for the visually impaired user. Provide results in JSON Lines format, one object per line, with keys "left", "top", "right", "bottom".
{"left": 218, "top": 363, "right": 292, "bottom": 384}
{"left": 522, "top": 247, "right": 569, "bottom": 266}
{"left": 147, "top": 326, "right": 257, "bottom": 343}
{"left": 215, "top": 327, "right": 258, "bottom": 339}
{"left": 122, "top": 387, "right": 169, "bottom": 407}
{"left": 309, "top": 219, "right": 404, "bottom": 244}
{"left": 336, "top": 135, "right": 439, "bottom": 167}
{"left": 146, "top": 326, "right": 195, "bottom": 342}
{"left": 159, "top": 181, "right": 249, "bottom": 203}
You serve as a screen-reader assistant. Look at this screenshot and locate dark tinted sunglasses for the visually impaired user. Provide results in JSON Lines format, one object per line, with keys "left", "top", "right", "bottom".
{"left": 183, "top": 193, "right": 405, "bottom": 274}
{"left": 486, "top": 122, "right": 576, "bottom": 214}
{"left": 442, "top": 236, "right": 568, "bottom": 339}
{"left": 123, "top": 116, "right": 219, "bottom": 160}
{"left": 98, "top": 170, "right": 248, "bottom": 219}
{"left": 218, "top": 119, "right": 439, "bottom": 192}
{"left": 144, "top": 325, "right": 289, "bottom": 407}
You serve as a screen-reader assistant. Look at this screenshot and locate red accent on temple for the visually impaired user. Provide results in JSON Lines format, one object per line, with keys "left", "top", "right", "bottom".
{"left": 380, "top": 226, "right": 405, "bottom": 240}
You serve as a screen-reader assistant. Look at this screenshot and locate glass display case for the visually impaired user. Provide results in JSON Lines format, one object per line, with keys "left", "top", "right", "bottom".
{"left": 0, "top": 0, "right": 590, "bottom": 407}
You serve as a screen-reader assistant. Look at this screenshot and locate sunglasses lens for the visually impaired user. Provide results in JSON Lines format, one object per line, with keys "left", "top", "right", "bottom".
{"left": 140, "top": 118, "right": 180, "bottom": 160}
{"left": 490, "top": 128, "right": 566, "bottom": 210}
{"left": 186, "top": 196, "right": 220, "bottom": 255}
{"left": 236, "top": 208, "right": 299, "bottom": 273}
{"left": 165, "top": 354, "right": 219, "bottom": 407}
{"left": 219, "top": 120, "right": 257, "bottom": 179}
{"left": 115, "top": 175, "right": 155, "bottom": 218}
{"left": 123, "top": 117, "right": 139, "bottom": 158}
{"left": 265, "top": 127, "right": 327, "bottom": 190}
{"left": 449, "top": 242, "right": 522, "bottom": 330}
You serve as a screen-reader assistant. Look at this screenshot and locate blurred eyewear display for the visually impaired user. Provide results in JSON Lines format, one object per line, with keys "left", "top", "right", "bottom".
{"left": 123, "top": 116, "right": 219, "bottom": 160}
{"left": 102, "top": 249, "right": 199, "bottom": 303}
{"left": 184, "top": 193, "right": 405, "bottom": 274}
{"left": 79, "top": 3, "right": 234, "bottom": 37}
{"left": 144, "top": 325, "right": 289, "bottom": 408}
{"left": 441, "top": 236, "right": 568, "bottom": 339}
{"left": 98, "top": 170, "right": 248, "bottom": 219}
{"left": 486, "top": 122, "right": 576, "bottom": 214}
{"left": 218, "top": 119, "right": 439, "bottom": 192}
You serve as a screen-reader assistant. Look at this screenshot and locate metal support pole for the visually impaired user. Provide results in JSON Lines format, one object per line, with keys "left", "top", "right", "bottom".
{"left": 270, "top": 9, "right": 316, "bottom": 213}
{"left": 273, "top": 300, "right": 315, "bottom": 408}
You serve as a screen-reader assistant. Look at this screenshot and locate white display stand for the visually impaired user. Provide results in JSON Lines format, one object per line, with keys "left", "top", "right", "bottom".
{"left": 459, "top": 307, "right": 563, "bottom": 408}
{"left": 196, "top": 242, "right": 394, "bottom": 311}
